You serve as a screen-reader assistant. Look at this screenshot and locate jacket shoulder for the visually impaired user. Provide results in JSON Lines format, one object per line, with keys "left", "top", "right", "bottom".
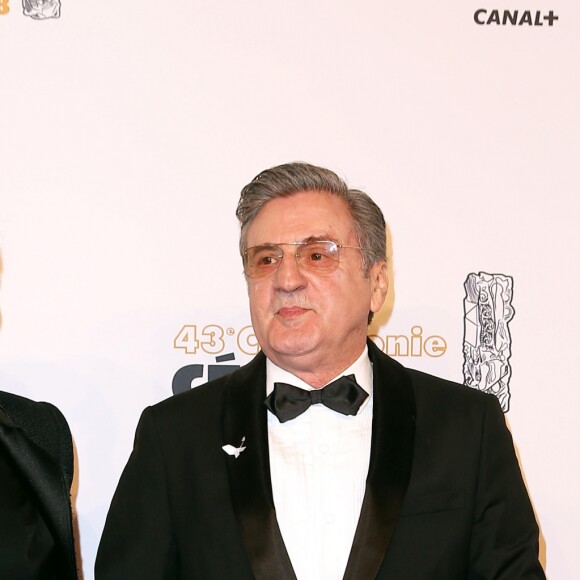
{"left": 403, "top": 366, "right": 501, "bottom": 417}
{"left": 145, "top": 352, "right": 266, "bottom": 424}
{"left": 0, "top": 390, "right": 74, "bottom": 488}
{"left": 368, "top": 340, "right": 497, "bottom": 414}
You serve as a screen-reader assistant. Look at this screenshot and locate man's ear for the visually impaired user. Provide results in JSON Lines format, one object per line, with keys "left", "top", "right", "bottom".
{"left": 369, "top": 261, "right": 389, "bottom": 314}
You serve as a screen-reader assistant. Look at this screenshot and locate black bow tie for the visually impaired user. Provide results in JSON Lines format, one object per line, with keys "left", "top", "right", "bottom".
{"left": 264, "top": 374, "right": 368, "bottom": 423}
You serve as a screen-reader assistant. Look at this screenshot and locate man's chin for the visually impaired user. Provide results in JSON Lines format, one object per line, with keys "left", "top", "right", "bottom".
{"left": 263, "top": 336, "right": 319, "bottom": 363}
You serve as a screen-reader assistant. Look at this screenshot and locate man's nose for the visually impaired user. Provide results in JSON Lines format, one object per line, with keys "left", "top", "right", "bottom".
{"left": 273, "top": 252, "right": 307, "bottom": 292}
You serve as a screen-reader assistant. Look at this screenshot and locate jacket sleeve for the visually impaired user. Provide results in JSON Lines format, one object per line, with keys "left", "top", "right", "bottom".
{"left": 468, "top": 394, "right": 545, "bottom": 579}
{"left": 95, "top": 407, "right": 178, "bottom": 580}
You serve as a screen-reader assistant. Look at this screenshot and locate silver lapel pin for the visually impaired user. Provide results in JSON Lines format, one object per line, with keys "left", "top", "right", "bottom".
{"left": 222, "top": 436, "right": 246, "bottom": 459}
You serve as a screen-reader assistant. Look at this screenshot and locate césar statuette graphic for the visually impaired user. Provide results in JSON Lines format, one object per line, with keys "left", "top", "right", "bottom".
{"left": 463, "top": 272, "right": 514, "bottom": 411}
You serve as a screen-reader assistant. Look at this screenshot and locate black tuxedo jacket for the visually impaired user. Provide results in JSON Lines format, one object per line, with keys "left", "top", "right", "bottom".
{"left": 0, "top": 390, "right": 78, "bottom": 580}
{"left": 96, "top": 341, "right": 544, "bottom": 579}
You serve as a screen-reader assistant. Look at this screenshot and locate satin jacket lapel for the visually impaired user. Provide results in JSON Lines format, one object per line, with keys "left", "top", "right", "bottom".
{"left": 0, "top": 407, "right": 73, "bottom": 566}
{"left": 223, "top": 353, "right": 296, "bottom": 580}
{"left": 343, "top": 340, "right": 417, "bottom": 580}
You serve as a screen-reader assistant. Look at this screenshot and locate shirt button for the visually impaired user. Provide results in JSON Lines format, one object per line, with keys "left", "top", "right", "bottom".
{"left": 319, "top": 443, "right": 329, "bottom": 454}
{"left": 325, "top": 514, "right": 335, "bottom": 525}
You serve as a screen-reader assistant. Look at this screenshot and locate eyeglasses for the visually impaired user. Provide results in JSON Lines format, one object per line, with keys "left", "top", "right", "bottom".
{"left": 243, "top": 240, "right": 362, "bottom": 279}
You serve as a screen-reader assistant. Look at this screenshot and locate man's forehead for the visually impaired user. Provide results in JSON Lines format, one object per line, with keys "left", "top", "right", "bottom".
{"left": 255, "top": 189, "right": 350, "bottom": 219}
{"left": 246, "top": 191, "right": 354, "bottom": 244}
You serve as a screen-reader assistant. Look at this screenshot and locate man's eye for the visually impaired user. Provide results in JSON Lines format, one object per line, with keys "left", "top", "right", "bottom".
{"left": 257, "top": 255, "right": 278, "bottom": 266}
{"left": 309, "top": 252, "right": 325, "bottom": 262}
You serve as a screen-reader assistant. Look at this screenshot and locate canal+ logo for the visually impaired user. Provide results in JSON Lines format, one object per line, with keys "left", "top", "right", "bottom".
{"left": 474, "top": 8, "right": 559, "bottom": 27}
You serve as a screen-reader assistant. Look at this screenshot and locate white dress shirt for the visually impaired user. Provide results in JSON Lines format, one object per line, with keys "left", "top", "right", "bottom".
{"left": 266, "top": 347, "right": 373, "bottom": 580}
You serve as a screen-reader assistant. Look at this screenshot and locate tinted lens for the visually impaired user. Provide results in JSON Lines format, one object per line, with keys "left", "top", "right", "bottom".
{"left": 245, "top": 245, "right": 283, "bottom": 278}
{"left": 297, "top": 241, "right": 339, "bottom": 273}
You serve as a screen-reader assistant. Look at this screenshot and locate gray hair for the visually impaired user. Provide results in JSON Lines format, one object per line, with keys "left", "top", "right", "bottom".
{"left": 236, "top": 162, "right": 387, "bottom": 274}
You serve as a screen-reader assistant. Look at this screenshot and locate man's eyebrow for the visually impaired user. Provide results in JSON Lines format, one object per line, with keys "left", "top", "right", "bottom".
{"left": 301, "top": 235, "right": 336, "bottom": 243}
{"left": 250, "top": 236, "right": 337, "bottom": 247}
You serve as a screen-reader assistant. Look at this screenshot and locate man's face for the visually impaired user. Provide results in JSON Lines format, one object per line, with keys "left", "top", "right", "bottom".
{"left": 245, "top": 190, "right": 388, "bottom": 385}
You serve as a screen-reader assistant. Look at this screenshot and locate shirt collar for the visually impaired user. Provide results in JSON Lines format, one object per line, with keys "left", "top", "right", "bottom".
{"left": 266, "top": 345, "right": 373, "bottom": 413}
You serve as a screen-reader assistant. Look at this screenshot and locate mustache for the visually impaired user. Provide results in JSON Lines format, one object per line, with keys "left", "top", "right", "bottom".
{"left": 272, "top": 295, "right": 313, "bottom": 313}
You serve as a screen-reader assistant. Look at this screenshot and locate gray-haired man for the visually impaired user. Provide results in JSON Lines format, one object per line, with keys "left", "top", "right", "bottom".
{"left": 97, "top": 163, "right": 544, "bottom": 579}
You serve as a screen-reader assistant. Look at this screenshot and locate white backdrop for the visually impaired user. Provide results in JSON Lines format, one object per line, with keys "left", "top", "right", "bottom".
{"left": 1, "top": 1, "right": 578, "bottom": 577}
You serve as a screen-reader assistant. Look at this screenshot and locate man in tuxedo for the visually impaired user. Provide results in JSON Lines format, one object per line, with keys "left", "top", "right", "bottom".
{"left": 0, "top": 389, "right": 78, "bottom": 580}
{"left": 96, "top": 162, "right": 544, "bottom": 579}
